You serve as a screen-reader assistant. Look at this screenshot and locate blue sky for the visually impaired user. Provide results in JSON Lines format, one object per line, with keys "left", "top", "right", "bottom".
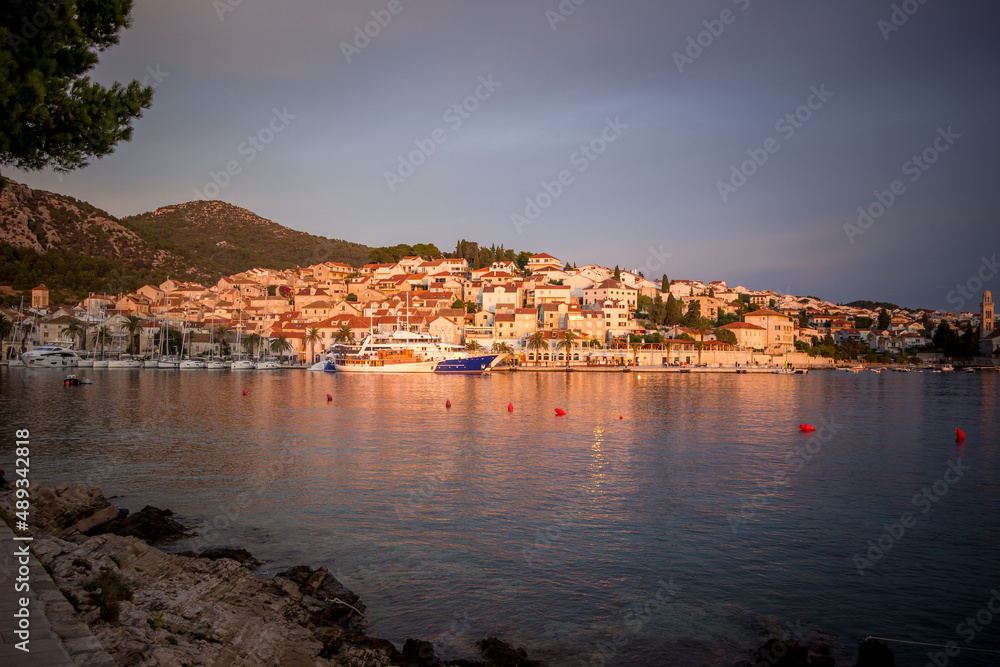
{"left": 9, "top": 1, "right": 1000, "bottom": 311}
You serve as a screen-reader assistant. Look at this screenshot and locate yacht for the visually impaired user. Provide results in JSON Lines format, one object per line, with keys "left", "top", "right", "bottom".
{"left": 231, "top": 358, "right": 255, "bottom": 370}
{"left": 21, "top": 342, "right": 81, "bottom": 368}
{"left": 205, "top": 359, "right": 226, "bottom": 369}
{"left": 179, "top": 359, "right": 207, "bottom": 370}
{"left": 254, "top": 358, "right": 281, "bottom": 370}
{"left": 333, "top": 331, "right": 504, "bottom": 373}
{"left": 108, "top": 356, "right": 142, "bottom": 368}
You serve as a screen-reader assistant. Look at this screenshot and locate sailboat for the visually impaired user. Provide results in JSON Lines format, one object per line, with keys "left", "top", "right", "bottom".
{"left": 178, "top": 307, "right": 205, "bottom": 369}
{"left": 231, "top": 318, "right": 254, "bottom": 369}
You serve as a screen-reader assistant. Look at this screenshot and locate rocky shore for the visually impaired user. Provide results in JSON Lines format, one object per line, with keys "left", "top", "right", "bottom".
{"left": 0, "top": 479, "right": 896, "bottom": 666}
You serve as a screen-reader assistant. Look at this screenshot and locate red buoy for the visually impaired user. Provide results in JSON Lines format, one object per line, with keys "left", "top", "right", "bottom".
{"left": 619, "top": 415, "right": 623, "bottom": 420}
{"left": 555, "top": 408, "right": 566, "bottom": 416}
{"left": 956, "top": 428, "right": 966, "bottom": 441}
{"left": 242, "top": 389, "right": 247, "bottom": 396}
{"left": 799, "top": 424, "right": 816, "bottom": 432}
{"left": 508, "top": 403, "right": 513, "bottom": 412}
{"left": 326, "top": 394, "right": 333, "bottom": 402}
{"left": 446, "top": 399, "right": 451, "bottom": 408}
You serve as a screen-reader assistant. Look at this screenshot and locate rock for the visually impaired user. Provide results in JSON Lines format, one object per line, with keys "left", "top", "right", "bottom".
{"left": 70, "top": 505, "right": 124, "bottom": 538}
{"left": 856, "top": 637, "right": 894, "bottom": 666}
{"left": 476, "top": 636, "right": 545, "bottom": 667}
{"left": 403, "top": 638, "right": 442, "bottom": 666}
{"left": 748, "top": 639, "right": 811, "bottom": 667}
{"left": 103, "top": 505, "right": 188, "bottom": 542}
{"left": 175, "top": 547, "right": 261, "bottom": 569}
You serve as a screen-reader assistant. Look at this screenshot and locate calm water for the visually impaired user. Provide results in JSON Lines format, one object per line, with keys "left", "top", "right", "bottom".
{"left": 2, "top": 368, "right": 998, "bottom": 665}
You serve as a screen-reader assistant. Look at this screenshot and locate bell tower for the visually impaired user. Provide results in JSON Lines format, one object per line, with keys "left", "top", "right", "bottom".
{"left": 983, "top": 291, "right": 994, "bottom": 337}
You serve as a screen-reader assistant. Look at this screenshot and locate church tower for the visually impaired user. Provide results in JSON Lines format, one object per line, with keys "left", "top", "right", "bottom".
{"left": 983, "top": 291, "right": 994, "bottom": 336}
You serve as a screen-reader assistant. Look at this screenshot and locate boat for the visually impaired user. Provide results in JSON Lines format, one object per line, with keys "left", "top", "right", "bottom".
{"left": 108, "top": 355, "right": 142, "bottom": 368}
{"left": 941, "top": 364, "right": 955, "bottom": 372}
{"left": 964, "top": 367, "right": 976, "bottom": 373}
{"left": 179, "top": 359, "right": 207, "bottom": 370}
{"left": 231, "top": 359, "right": 255, "bottom": 370}
{"left": 333, "top": 330, "right": 503, "bottom": 373}
{"left": 205, "top": 360, "right": 226, "bottom": 370}
{"left": 844, "top": 365, "right": 866, "bottom": 373}
{"left": 77, "top": 357, "right": 94, "bottom": 368}
{"left": 21, "top": 341, "right": 81, "bottom": 368}
{"left": 64, "top": 374, "right": 93, "bottom": 385}
{"left": 254, "top": 358, "right": 281, "bottom": 370}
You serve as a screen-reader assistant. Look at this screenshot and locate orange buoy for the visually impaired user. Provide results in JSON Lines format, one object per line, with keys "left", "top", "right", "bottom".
{"left": 242, "top": 389, "right": 247, "bottom": 396}
{"left": 326, "top": 394, "right": 333, "bottom": 402}
{"left": 446, "top": 399, "right": 451, "bottom": 408}
{"left": 956, "top": 428, "right": 966, "bottom": 441}
{"left": 508, "top": 403, "right": 513, "bottom": 412}
{"left": 555, "top": 408, "right": 566, "bottom": 416}
{"left": 799, "top": 424, "right": 816, "bottom": 432}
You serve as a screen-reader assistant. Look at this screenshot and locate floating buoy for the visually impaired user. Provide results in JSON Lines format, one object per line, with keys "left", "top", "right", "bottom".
{"left": 242, "top": 389, "right": 247, "bottom": 396}
{"left": 555, "top": 408, "right": 566, "bottom": 416}
{"left": 326, "top": 394, "right": 333, "bottom": 402}
{"left": 956, "top": 428, "right": 965, "bottom": 441}
{"left": 508, "top": 403, "right": 513, "bottom": 412}
{"left": 446, "top": 399, "right": 451, "bottom": 408}
{"left": 619, "top": 415, "right": 623, "bottom": 420}
{"left": 799, "top": 424, "right": 816, "bottom": 432}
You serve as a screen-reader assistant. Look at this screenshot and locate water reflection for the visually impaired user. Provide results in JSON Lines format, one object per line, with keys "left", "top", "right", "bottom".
{"left": 1, "top": 368, "right": 997, "bottom": 665}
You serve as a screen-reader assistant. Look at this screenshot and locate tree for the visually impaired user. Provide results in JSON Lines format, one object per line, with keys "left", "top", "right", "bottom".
{"left": 214, "top": 323, "right": 231, "bottom": 356}
{"left": 1, "top": 1, "right": 154, "bottom": 190}
{"left": 346, "top": 293, "right": 358, "bottom": 302}
{"left": 243, "top": 332, "right": 263, "bottom": 358}
{"left": 853, "top": 316, "right": 873, "bottom": 330}
{"left": 465, "top": 339, "right": 482, "bottom": 352}
{"left": 629, "top": 340, "right": 642, "bottom": 365}
{"left": 661, "top": 274, "right": 669, "bottom": 292}
{"left": 61, "top": 318, "right": 85, "bottom": 350}
{"left": 877, "top": 308, "right": 891, "bottom": 330}
{"left": 96, "top": 325, "right": 111, "bottom": 358}
{"left": 304, "top": 327, "right": 322, "bottom": 363}
{"left": 665, "top": 294, "right": 683, "bottom": 326}
{"left": 119, "top": 315, "right": 143, "bottom": 355}
{"left": 564, "top": 261, "right": 572, "bottom": 271}
{"left": 715, "top": 327, "right": 737, "bottom": 345}
{"left": 613, "top": 265, "right": 621, "bottom": 281}
{"left": 269, "top": 335, "right": 292, "bottom": 363}
{"left": 708, "top": 287, "right": 715, "bottom": 298}
{"left": 0, "top": 313, "right": 11, "bottom": 356}
{"left": 333, "top": 325, "right": 353, "bottom": 344}
{"left": 527, "top": 331, "right": 547, "bottom": 366}
{"left": 683, "top": 300, "right": 701, "bottom": 326}
{"left": 452, "top": 298, "right": 464, "bottom": 309}
{"left": 648, "top": 294, "right": 666, "bottom": 326}
{"left": 557, "top": 331, "right": 578, "bottom": 367}
{"left": 695, "top": 340, "right": 704, "bottom": 366}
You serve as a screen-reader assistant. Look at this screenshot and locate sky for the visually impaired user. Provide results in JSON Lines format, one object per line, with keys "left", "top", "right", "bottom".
{"left": 9, "top": 0, "right": 1000, "bottom": 312}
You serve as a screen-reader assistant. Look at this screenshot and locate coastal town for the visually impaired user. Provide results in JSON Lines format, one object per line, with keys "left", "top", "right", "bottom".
{"left": 3, "top": 251, "right": 998, "bottom": 369}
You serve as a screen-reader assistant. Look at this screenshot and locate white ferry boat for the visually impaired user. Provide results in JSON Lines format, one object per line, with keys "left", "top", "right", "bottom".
{"left": 332, "top": 331, "right": 504, "bottom": 373}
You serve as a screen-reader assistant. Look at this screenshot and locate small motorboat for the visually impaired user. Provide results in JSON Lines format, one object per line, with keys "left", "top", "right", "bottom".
{"left": 64, "top": 375, "right": 93, "bottom": 386}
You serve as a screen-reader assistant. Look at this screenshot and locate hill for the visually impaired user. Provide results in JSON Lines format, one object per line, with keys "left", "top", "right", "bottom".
{"left": 122, "top": 201, "right": 370, "bottom": 274}
{"left": 0, "top": 181, "right": 370, "bottom": 305}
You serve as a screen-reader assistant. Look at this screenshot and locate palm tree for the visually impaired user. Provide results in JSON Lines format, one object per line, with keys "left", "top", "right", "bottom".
{"left": 0, "top": 313, "right": 12, "bottom": 358}
{"left": 119, "top": 315, "right": 143, "bottom": 355}
{"left": 214, "top": 323, "right": 231, "bottom": 357}
{"left": 664, "top": 341, "right": 673, "bottom": 366}
{"left": 19, "top": 318, "right": 35, "bottom": 354}
{"left": 304, "top": 327, "right": 322, "bottom": 364}
{"left": 557, "top": 331, "right": 578, "bottom": 367}
{"left": 96, "top": 325, "right": 111, "bottom": 359}
{"left": 243, "top": 332, "right": 263, "bottom": 359}
{"left": 629, "top": 340, "right": 642, "bottom": 366}
{"left": 61, "top": 318, "right": 85, "bottom": 351}
{"left": 695, "top": 341, "right": 704, "bottom": 366}
{"left": 269, "top": 334, "right": 292, "bottom": 364}
{"left": 465, "top": 339, "right": 483, "bottom": 352}
{"left": 333, "top": 325, "right": 353, "bottom": 344}
{"left": 492, "top": 341, "right": 513, "bottom": 365}
{"left": 526, "top": 331, "right": 547, "bottom": 367}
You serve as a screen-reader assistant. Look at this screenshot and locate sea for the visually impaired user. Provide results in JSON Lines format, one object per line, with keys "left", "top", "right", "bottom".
{"left": 2, "top": 367, "right": 998, "bottom": 666}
